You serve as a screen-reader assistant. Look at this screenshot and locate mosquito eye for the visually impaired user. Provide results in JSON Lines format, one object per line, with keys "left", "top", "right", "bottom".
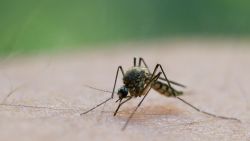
{"left": 118, "top": 87, "right": 128, "bottom": 98}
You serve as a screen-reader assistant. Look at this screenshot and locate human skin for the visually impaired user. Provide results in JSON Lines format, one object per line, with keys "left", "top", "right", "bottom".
{"left": 0, "top": 40, "right": 249, "bottom": 141}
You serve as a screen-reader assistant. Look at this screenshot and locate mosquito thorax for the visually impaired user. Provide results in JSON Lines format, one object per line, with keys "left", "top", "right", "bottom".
{"left": 122, "top": 67, "right": 150, "bottom": 97}
{"left": 117, "top": 86, "right": 128, "bottom": 99}
{"left": 123, "top": 67, "right": 148, "bottom": 88}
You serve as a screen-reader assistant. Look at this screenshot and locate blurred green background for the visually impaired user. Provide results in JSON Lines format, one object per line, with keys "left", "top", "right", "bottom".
{"left": 1, "top": 0, "right": 250, "bottom": 56}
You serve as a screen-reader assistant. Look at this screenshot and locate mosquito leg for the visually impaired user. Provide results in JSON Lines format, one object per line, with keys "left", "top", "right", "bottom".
{"left": 153, "top": 64, "right": 175, "bottom": 93}
{"left": 139, "top": 57, "right": 151, "bottom": 73}
{"left": 80, "top": 66, "right": 125, "bottom": 115}
{"left": 133, "top": 57, "right": 137, "bottom": 67}
{"left": 150, "top": 64, "right": 184, "bottom": 94}
{"left": 143, "top": 62, "right": 185, "bottom": 88}
{"left": 111, "top": 66, "right": 124, "bottom": 98}
{"left": 114, "top": 97, "right": 132, "bottom": 116}
{"left": 122, "top": 72, "right": 161, "bottom": 130}
{"left": 138, "top": 58, "right": 185, "bottom": 88}
{"left": 176, "top": 96, "right": 241, "bottom": 122}
{"left": 155, "top": 64, "right": 240, "bottom": 122}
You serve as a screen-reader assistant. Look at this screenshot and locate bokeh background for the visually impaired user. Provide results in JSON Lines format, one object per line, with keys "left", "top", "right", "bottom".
{"left": 1, "top": 0, "right": 250, "bottom": 56}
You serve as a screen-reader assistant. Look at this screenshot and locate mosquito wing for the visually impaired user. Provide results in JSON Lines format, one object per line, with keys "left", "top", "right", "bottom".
{"left": 149, "top": 74, "right": 186, "bottom": 88}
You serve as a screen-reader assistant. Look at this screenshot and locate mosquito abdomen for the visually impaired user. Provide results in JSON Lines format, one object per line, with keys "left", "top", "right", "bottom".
{"left": 151, "top": 81, "right": 183, "bottom": 97}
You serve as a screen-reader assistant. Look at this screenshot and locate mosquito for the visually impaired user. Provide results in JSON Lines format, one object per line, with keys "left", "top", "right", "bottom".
{"left": 80, "top": 57, "right": 240, "bottom": 130}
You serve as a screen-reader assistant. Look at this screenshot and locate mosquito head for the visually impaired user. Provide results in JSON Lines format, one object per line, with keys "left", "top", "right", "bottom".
{"left": 117, "top": 86, "right": 128, "bottom": 100}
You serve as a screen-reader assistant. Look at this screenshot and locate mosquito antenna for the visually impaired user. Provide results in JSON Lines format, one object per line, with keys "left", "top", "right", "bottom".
{"left": 84, "top": 84, "right": 114, "bottom": 94}
{"left": 82, "top": 85, "right": 114, "bottom": 115}
{"left": 176, "top": 96, "right": 241, "bottom": 122}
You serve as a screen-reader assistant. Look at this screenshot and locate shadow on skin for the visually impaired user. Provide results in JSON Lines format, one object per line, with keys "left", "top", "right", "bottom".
{"left": 114, "top": 104, "right": 183, "bottom": 120}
